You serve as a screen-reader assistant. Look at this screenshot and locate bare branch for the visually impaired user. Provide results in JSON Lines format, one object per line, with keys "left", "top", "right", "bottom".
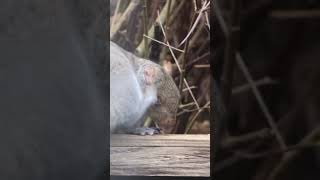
{"left": 235, "top": 52, "right": 287, "bottom": 150}
{"left": 143, "top": 34, "right": 184, "bottom": 53}
{"left": 178, "top": 0, "right": 210, "bottom": 46}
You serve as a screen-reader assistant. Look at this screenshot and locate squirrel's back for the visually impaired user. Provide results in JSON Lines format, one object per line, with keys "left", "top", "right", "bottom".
{"left": 110, "top": 42, "right": 157, "bottom": 132}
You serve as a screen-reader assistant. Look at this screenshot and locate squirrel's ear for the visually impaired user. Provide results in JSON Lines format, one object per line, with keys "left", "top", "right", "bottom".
{"left": 144, "top": 66, "right": 156, "bottom": 85}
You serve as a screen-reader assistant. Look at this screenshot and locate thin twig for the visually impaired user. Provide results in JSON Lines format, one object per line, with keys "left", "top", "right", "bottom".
{"left": 183, "top": 86, "right": 197, "bottom": 92}
{"left": 184, "top": 78, "right": 200, "bottom": 110}
{"left": 221, "top": 128, "right": 272, "bottom": 149}
{"left": 235, "top": 52, "right": 287, "bottom": 150}
{"left": 178, "top": 11, "right": 195, "bottom": 96}
{"left": 143, "top": 0, "right": 148, "bottom": 58}
{"left": 184, "top": 101, "right": 210, "bottom": 133}
{"left": 111, "top": 0, "right": 121, "bottom": 31}
{"left": 167, "top": 1, "right": 186, "bottom": 27}
{"left": 178, "top": 0, "right": 210, "bottom": 46}
{"left": 193, "top": 0, "right": 198, "bottom": 11}
{"left": 165, "top": 0, "right": 172, "bottom": 41}
{"left": 194, "top": 64, "right": 210, "bottom": 68}
{"left": 177, "top": 18, "right": 206, "bottom": 64}
{"left": 177, "top": 106, "right": 209, "bottom": 116}
{"left": 136, "top": 0, "right": 177, "bottom": 56}
{"left": 143, "top": 35, "right": 184, "bottom": 52}
{"left": 179, "top": 102, "right": 196, "bottom": 108}
{"left": 186, "top": 52, "right": 210, "bottom": 67}
{"left": 157, "top": 11, "right": 181, "bottom": 72}
{"left": 204, "top": 9, "right": 210, "bottom": 29}
{"left": 267, "top": 125, "right": 320, "bottom": 180}
{"left": 212, "top": 0, "right": 229, "bottom": 37}
{"left": 232, "top": 77, "right": 278, "bottom": 95}
{"left": 157, "top": 10, "right": 200, "bottom": 110}
{"left": 217, "top": 0, "right": 240, "bottom": 112}
{"left": 201, "top": 0, "right": 210, "bottom": 30}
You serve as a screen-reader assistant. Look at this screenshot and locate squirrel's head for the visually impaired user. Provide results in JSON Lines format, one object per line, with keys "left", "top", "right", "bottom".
{"left": 134, "top": 57, "right": 180, "bottom": 133}
{"left": 147, "top": 66, "right": 180, "bottom": 134}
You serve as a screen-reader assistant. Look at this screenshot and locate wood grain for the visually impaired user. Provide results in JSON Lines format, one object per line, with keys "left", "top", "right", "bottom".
{"left": 110, "top": 134, "right": 210, "bottom": 176}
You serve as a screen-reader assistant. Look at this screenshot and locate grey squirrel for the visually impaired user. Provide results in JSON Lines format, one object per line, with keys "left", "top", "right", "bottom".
{"left": 110, "top": 41, "right": 180, "bottom": 135}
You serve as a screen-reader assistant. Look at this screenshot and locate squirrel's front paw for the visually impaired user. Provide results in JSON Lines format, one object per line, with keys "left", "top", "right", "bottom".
{"left": 132, "top": 127, "right": 162, "bottom": 135}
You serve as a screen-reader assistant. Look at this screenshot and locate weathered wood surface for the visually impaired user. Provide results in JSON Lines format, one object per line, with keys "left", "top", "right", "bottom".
{"left": 110, "top": 134, "right": 210, "bottom": 176}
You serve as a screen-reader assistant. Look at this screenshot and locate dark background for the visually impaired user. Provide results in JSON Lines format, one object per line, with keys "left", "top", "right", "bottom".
{"left": 0, "top": 0, "right": 108, "bottom": 179}
{"left": 213, "top": 0, "right": 320, "bottom": 179}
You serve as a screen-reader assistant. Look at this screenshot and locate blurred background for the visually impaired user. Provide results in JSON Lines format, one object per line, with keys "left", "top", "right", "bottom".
{"left": 110, "top": 0, "right": 211, "bottom": 134}
{"left": 213, "top": 0, "right": 320, "bottom": 179}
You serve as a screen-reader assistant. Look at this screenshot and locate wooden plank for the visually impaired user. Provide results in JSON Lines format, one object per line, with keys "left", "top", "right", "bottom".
{"left": 111, "top": 134, "right": 210, "bottom": 147}
{"left": 110, "top": 134, "right": 210, "bottom": 176}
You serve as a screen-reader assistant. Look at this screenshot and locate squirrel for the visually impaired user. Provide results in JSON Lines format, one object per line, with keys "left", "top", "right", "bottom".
{"left": 110, "top": 41, "right": 180, "bottom": 135}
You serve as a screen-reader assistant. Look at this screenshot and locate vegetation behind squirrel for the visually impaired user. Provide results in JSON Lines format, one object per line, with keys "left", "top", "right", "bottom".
{"left": 110, "top": 41, "right": 180, "bottom": 134}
